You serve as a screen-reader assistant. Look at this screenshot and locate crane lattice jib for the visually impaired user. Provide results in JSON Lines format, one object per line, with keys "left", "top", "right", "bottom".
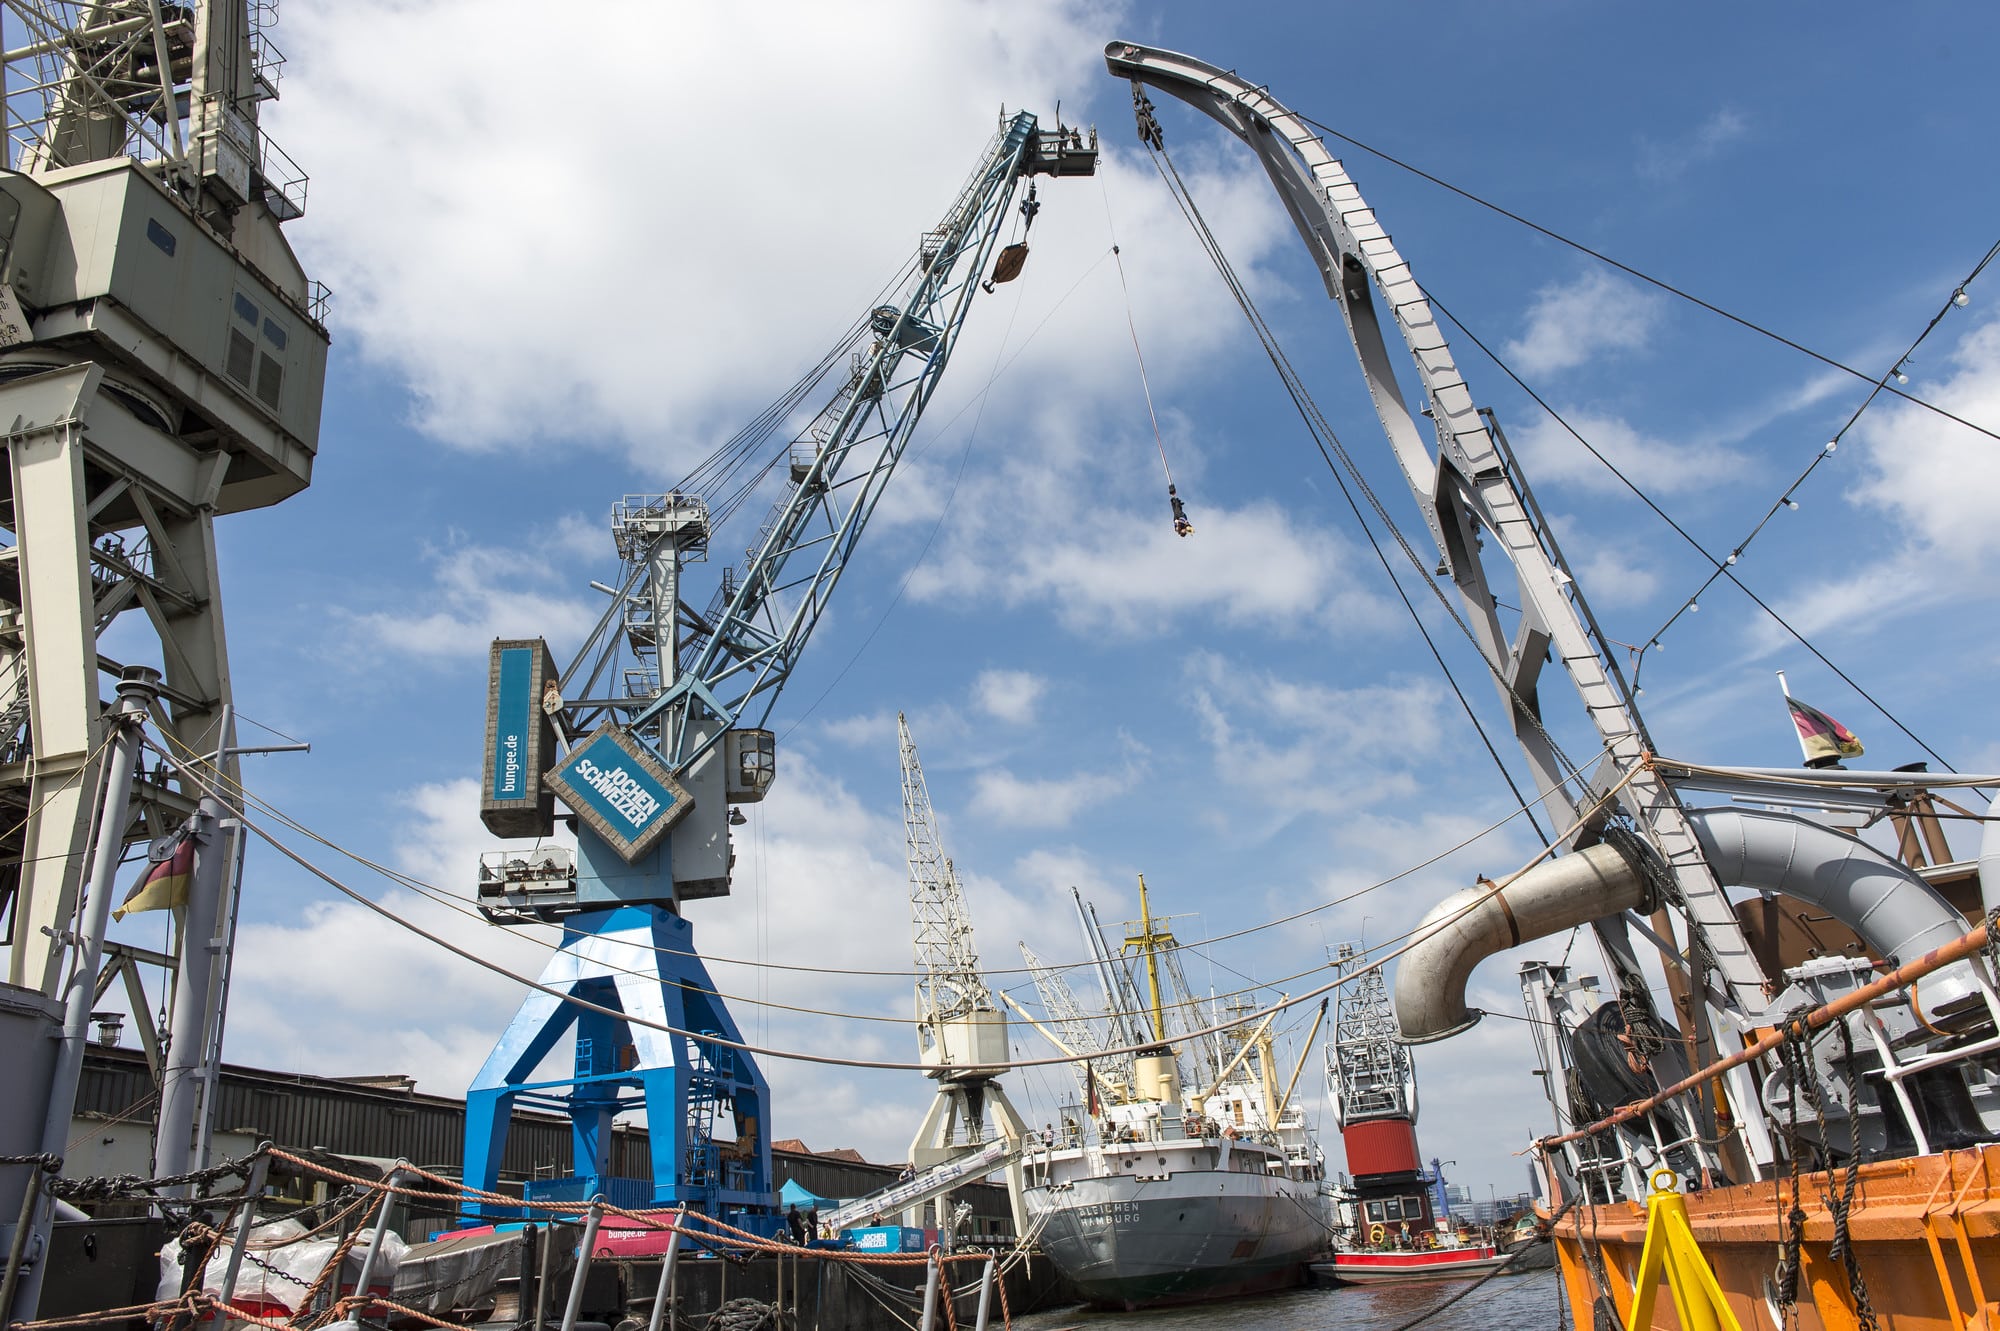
{"left": 1103, "top": 43, "right": 1765, "bottom": 1013}
{"left": 1326, "top": 944, "right": 1416, "bottom": 1129}
{"left": 903, "top": 713, "right": 992, "bottom": 1022}
{"left": 633, "top": 113, "right": 1046, "bottom": 774}
{"left": 1019, "top": 941, "right": 1136, "bottom": 1093}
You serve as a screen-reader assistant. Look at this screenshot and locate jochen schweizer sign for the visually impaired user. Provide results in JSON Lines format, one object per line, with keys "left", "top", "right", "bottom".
{"left": 545, "top": 726, "right": 692, "bottom": 862}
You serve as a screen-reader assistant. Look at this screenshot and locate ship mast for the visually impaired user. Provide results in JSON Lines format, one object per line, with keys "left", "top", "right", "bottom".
{"left": 1124, "top": 873, "right": 1175, "bottom": 1045}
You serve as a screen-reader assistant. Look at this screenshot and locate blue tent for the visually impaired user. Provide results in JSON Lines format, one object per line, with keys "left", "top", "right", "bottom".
{"left": 779, "top": 1178, "right": 841, "bottom": 1211}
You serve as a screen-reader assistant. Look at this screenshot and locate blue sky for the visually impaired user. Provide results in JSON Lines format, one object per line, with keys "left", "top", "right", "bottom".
{"left": 69, "top": 1, "right": 2000, "bottom": 1199}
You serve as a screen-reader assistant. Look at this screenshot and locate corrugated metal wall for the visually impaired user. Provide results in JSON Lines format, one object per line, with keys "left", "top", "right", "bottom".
{"left": 75, "top": 1047, "right": 1011, "bottom": 1229}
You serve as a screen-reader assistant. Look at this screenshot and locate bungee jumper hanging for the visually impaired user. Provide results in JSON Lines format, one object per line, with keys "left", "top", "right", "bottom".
{"left": 985, "top": 182, "right": 1039, "bottom": 290}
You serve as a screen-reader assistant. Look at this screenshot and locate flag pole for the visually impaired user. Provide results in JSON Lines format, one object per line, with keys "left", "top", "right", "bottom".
{"left": 1775, "top": 670, "right": 1814, "bottom": 765}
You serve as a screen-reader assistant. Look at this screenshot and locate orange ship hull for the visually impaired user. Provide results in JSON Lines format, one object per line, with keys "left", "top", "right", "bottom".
{"left": 1550, "top": 1144, "right": 2000, "bottom": 1329}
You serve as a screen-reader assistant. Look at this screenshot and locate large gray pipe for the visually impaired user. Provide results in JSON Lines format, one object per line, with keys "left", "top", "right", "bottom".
{"left": 1396, "top": 806, "right": 1978, "bottom": 1043}
{"left": 1395, "top": 843, "right": 1646, "bottom": 1044}
{"left": 1980, "top": 794, "right": 2000, "bottom": 917}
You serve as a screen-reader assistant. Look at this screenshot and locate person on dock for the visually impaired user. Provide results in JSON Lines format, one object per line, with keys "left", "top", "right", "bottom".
{"left": 808, "top": 1204, "right": 820, "bottom": 1240}
{"left": 787, "top": 1204, "right": 806, "bottom": 1244}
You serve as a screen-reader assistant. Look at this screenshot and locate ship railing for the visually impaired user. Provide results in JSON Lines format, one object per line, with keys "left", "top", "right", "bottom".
{"left": 1541, "top": 913, "right": 2000, "bottom": 1194}
{"left": 1560, "top": 1087, "right": 1713, "bottom": 1206}
{"left": 1785, "top": 953, "right": 2000, "bottom": 1160}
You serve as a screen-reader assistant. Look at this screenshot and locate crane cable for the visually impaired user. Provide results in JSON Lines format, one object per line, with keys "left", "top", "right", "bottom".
{"left": 1101, "top": 119, "right": 1193, "bottom": 539}
{"left": 1130, "top": 86, "right": 1571, "bottom": 839}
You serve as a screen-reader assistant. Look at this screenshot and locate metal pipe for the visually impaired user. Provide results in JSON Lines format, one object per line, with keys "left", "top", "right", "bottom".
{"left": 1979, "top": 795, "right": 2000, "bottom": 917}
{"left": 1692, "top": 805, "right": 1980, "bottom": 1007}
{"left": 1544, "top": 912, "right": 2000, "bottom": 1147}
{"left": 919, "top": 1250, "right": 940, "bottom": 1331}
{"left": 195, "top": 803, "right": 249, "bottom": 1172}
{"left": 0, "top": 1164, "right": 45, "bottom": 1321}
{"left": 1397, "top": 843, "right": 1644, "bottom": 1044}
{"left": 534, "top": 1222, "right": 554, "bottom": 1327}
{"left": 1271, "top": 998, "right": 1328, "bottom": 1130}
{"left": 646, "top": 1210, "right": 679, "bottom": 1331}
{"left": 218, "top": 1150, "right": 273, "bottom": 1305}
{"left": 6, "top": 667, "right": 157, "bottom": 1325}
{"left": 349, "top": 1162, "right": 407, "bottom": 1305}
{"left": 560, "top": 1200, "right": 604, "bottom": 1331}
{"left": 973, "top": 1256, "right": 996, "bottom": 1331}
{"left": 1398, "top": 807, "right": 1984, "bottom": 1042}
{"left": 155, "top": 793, "right": 229, "bottom": 1189}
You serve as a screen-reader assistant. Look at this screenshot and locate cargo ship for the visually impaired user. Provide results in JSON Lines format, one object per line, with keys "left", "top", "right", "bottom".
{"left": 1016, "top": 878, "right": 1333, "bottom": 1307}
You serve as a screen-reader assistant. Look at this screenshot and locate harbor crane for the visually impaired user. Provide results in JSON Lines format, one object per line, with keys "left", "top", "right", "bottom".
{"left": 0, "top": 0, "right": 326, "bottom": 1319}
{"left": 899, "top": 713, "right": 1029, "bottom": 1234}
{"left": 461, "top": 117, "right": 1095, "bottom": 1227}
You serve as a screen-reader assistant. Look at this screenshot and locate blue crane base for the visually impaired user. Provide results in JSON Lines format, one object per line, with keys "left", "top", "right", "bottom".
{"left": 459, "top": 904, "right": 777, "bottom": 1230}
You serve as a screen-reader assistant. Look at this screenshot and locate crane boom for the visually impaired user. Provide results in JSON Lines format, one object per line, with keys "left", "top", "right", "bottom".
{"left": 1101, "top": 42, "right": 1766, "bottom": 1017}
{"left": 638, "top": 112, "right": 1067, "bottom": 775}
{"left": 904, "top": 713, "right": 994, "bottom": 1028}
{"left": 1019, "top": 940, "right": 1136, "bottom": 1097}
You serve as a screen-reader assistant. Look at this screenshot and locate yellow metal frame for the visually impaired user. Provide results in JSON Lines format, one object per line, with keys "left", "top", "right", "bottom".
{"left": 1625, "top": 1170, "right": 1744, "bottom": 1331}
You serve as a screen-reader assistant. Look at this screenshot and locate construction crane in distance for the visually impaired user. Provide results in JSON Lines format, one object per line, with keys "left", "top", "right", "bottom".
{"left": 1017, "top": 940, "right": 1134, "bottom": 1105}
{"left": 461, "top": 115, "right": 1095, "bottom": 1231}
{"left": 900, "top": 713, "right": 1029, "bottom": 1236}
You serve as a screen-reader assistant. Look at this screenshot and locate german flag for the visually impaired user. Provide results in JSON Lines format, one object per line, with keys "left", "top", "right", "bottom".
{"left": 112, "top": 835, "right": 194, "bottom": 920}
{"left": 1786, "top": 696, "right": 1864, "bottom": 765}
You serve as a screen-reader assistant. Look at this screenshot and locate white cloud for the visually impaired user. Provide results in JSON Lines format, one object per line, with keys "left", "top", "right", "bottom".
{"left": 274, "top": 0, "right": 1130, "bottom": 458}
{"left": 225, "top": 778, "right": 561, "bottom": 1092}
{"left": 1741, "top": 315, "right": 2000, "bottom": 648}
{"left": 1576, "top": 547, "right": 1662, "bottom": 608}
{"left": 1184, "top": 653, "right": 1450, "bottom": 829}
{"left": 1512, "top": 408, "right": 1748, "bottom": 497}
{"left": 1852, "top": 315, "right": 2000, "bottom": 564}
{"left": 1503, "top": 270, "right": 1665, "bottom": 377}
{"left": 1638, "top": 108, "right": 1749, "bottom": 182}
{"left": 342, "top": 530, "right": 599, "bottom": 661}
{"left": 911, "top": 477, "right": 1383, "bottom": 638}
{"left": 970, "top": 761, "right": 1139, "bottom": 829}
{"left": 973, "top": 669, "right": 1048, "bottom": 724}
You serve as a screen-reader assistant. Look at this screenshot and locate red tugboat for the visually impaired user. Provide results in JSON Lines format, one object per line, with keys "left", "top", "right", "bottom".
{"left": 1311, "top": 944, "right": 1513, "bottom": 1285}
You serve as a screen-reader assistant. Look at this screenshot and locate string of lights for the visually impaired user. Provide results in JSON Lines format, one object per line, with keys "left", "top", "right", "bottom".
{"left": 1638, "top": 237, "right": 2000, "bottom": 667}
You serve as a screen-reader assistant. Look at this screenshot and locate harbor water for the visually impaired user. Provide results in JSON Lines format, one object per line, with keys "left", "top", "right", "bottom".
{"left": 1017, "top": 1269, "right": 1564, "bottom": 1329}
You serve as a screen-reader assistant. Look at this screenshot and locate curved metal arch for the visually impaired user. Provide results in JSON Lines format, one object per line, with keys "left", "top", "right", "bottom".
{"left": 1104, "top": 41, "right": 1768, "bottom": 1015}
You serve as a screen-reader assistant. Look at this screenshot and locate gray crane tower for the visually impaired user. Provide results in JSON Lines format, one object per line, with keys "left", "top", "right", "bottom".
{"left": 0, "top": 0, "right": 327, "bottom": 1318}
{"left": 900, "top": 714, "right": 1027, "bottom": 1235}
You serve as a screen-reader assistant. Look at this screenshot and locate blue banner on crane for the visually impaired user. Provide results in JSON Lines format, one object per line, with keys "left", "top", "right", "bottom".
{"left": 546, "top": 726, "right": 691, "bottom": 862}
{"left": 481, "top": 638, "right": 557, "bottom": 838}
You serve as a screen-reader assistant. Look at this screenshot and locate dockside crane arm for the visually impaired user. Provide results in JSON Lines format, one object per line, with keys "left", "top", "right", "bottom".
{"left": 1102, "top": 42, "right": 1766, "bottom": 1017}
{"left": 630, "top": 113, "right": 1096, "bottom": 777}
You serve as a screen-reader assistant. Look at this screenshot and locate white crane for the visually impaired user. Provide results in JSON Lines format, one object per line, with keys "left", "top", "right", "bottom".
{"left": 899, "top": 713, "right": 1029, "bottom": 1236}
